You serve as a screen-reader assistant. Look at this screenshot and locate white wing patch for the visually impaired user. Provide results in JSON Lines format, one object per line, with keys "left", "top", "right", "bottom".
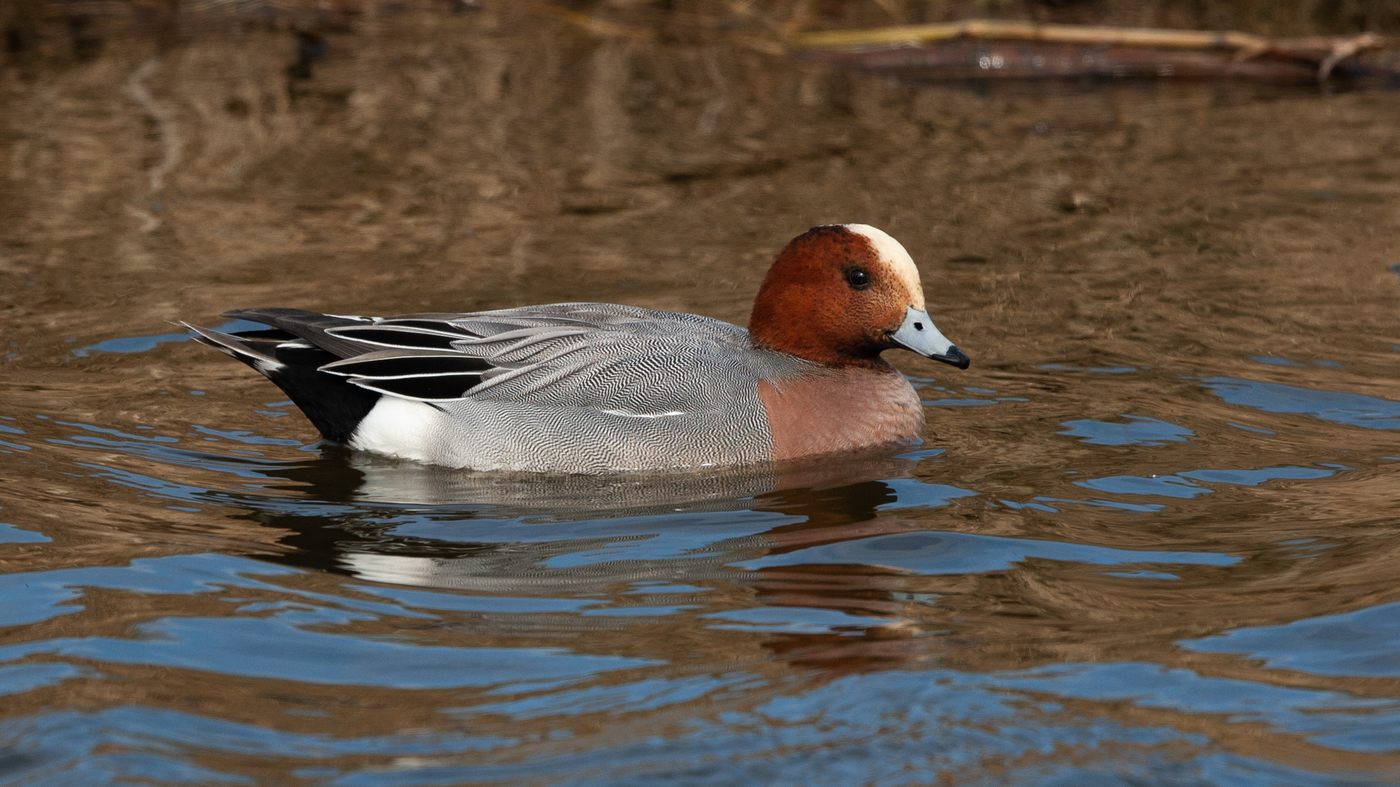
{"left": 843, "top": 224, "right": 926, "bottom": 309}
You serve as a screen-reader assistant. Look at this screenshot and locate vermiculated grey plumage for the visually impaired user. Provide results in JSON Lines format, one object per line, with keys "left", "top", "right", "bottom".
{"left": 190, "top": 303, "right": 818, "bottom": 473}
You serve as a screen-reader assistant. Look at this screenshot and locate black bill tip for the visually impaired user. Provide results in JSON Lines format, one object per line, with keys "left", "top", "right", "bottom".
{"left": 932, "top": 345, "right": 970, "bottom": 370}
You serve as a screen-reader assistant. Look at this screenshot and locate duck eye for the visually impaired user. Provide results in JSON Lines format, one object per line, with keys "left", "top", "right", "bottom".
{"left": 844, "top": 267, "right": 871, "bottom": 290}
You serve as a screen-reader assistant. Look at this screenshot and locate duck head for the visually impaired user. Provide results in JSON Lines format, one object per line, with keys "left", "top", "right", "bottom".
{"left": 749, "top": 224, "right": 970, "bottom": 370}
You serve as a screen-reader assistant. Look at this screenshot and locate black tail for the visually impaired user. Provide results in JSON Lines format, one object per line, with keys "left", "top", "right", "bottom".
{"left": 185, "top": 309, "right": 381, "bottom": 444}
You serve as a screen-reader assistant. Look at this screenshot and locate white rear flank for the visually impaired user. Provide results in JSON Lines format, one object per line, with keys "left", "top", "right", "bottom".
{"left": 843, "top": 224, "right": 925, "bottom": 309}
{"left": 351, "top": 397, "right": 441, "bottom": 462}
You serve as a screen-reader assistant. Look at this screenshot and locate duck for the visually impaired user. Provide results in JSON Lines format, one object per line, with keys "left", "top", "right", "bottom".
{"left": 185, "top": 224, "right": 969, "bottom": 473}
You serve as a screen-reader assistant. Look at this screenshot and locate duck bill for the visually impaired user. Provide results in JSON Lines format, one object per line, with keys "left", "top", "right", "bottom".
{"left": 889, "top": 306, "right": 970, "bottom": 369}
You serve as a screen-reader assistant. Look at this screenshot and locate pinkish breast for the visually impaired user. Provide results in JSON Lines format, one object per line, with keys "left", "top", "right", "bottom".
{"left": 757, "top": 364, "right": 926, "bottom": 462}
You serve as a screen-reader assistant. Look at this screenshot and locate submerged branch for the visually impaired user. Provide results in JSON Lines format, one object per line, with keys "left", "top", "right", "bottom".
{"left": 796, "top": 20, "right": 1392, "bottom": 84}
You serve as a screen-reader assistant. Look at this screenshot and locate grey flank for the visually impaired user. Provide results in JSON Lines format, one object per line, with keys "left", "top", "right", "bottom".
{"left": 193, "top": 302, "right": 815, "bottom": 473}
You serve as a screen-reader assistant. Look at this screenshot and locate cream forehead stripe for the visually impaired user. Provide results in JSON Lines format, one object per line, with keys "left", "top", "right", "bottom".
{"left": 841, "top": 224, "right": 925, "bottom": 308}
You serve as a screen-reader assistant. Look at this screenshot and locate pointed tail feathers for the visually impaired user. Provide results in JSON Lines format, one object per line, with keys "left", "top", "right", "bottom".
{"left": 184, "top": 314, "right": 381, "bottom": 444}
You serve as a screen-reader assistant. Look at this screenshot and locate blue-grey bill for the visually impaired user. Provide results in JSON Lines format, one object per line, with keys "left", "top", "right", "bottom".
{"left": 889, "top": 306, "right": 970, "bottom": 369}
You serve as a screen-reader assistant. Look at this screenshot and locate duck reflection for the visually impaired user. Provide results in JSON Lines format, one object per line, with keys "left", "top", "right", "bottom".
{"left": 244, "top": 447, "right": 925, "bottom": 601}
{"left": 230, "top": 448, "right": 947, "bottom": 677}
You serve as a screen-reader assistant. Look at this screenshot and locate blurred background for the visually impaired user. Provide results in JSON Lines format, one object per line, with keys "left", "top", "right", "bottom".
{"left": 1, "top": 2, "right": 1399, "bottom": 783}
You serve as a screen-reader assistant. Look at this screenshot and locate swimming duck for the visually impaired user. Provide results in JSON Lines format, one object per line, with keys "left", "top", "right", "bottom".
{"left": 186, "top": 224, "right": 969, "bottom": 473}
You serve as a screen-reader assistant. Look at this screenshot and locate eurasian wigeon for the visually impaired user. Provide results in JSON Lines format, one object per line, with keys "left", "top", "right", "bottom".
{"left": 186, "top": 224, "right": 969, "bottom": 473}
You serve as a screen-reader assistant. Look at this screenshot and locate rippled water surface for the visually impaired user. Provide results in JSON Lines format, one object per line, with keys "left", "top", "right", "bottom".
{"left": 3, "top": 6, "right": 1400, "bottom": 783}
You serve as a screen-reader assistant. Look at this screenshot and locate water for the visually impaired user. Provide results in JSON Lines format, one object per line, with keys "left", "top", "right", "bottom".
{"left": 3, "top": 6, "right": 1400, "bottom": 783}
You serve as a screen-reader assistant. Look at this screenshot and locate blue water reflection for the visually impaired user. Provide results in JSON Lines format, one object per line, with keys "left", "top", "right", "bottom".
{"left": 1059, "top": 414, "right": 1195, "bottom": 446}
{"left": 70, "top": 320, "right": 263, "bottom": 358}
{"left": 1202, "top": 377, "right": 1400, "bottom": 430}
{"left": 1187, "top": 601, "right": 1400, "bottom": 679}
{"left": 0, "top": 615, "right": 657, "bottom": 689}
{"left": 735, "top": 531, "right": 1237, "bottom": 573}
{"left": 1002, "top": 663, "right": 1400, "bottom": 753}
{"left": 0, "top": 523, "right": 49, "bottom": 544}
{"left": 1076, "top": 474, "right": 1211, "bottom": 498}
{"left": 1180, "top": 465, "right": 1334, "bottom": 485}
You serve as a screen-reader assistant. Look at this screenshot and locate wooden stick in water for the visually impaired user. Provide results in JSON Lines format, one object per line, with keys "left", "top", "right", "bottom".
{"left": 795, "top": 20, "right": 1387, "bottom": 83}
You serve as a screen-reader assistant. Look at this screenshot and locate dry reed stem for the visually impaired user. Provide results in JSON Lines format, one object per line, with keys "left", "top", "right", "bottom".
{"left": 797, "top": 20, "right": 1270, "bottom": 50}
{"left": 795, "top": 19, "right": 1387, "bottom": 82}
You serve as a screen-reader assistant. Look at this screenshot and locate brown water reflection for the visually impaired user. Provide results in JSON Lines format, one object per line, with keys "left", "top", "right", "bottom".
{"left": 2, "top": 4, "right": 1400, "bottom": 783}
